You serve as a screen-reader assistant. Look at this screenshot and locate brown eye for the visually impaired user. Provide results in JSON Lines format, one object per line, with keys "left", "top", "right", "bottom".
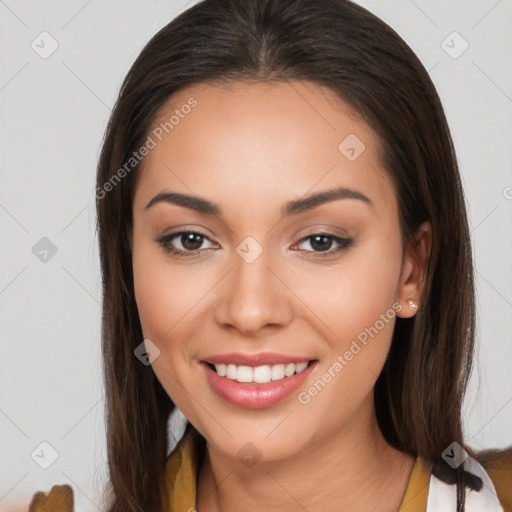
{"left": 294, "top": 233, "right": 353, "bottom": 257}
{"left": 155, "top": 230, "right": 216, "bottom": 257}
{"left": 179, "top": 232, "right": 204, "bottom": 251}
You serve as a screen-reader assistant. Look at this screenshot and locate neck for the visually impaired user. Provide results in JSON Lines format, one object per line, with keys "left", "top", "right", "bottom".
{"left": 196, "top": 395, "right": 416, "bottom": 512}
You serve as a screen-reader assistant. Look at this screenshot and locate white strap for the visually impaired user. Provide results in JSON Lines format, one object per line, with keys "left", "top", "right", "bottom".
{"left": 425, "top": 455, "right": 504, "bottom": 511}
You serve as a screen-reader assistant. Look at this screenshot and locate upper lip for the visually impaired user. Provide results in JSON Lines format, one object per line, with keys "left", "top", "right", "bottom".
{"left": 202, "top": 352, "right": 314, "bottom": 367}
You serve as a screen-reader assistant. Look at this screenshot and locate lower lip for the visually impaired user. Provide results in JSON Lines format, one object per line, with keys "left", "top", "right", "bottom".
{"left": 201, "top": 361, "right": 318, "bottom": 409}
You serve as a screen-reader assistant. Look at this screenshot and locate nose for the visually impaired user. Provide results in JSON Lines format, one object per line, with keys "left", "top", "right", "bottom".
{"left": 213, "top": 244, "right": 293, "bottom": 336}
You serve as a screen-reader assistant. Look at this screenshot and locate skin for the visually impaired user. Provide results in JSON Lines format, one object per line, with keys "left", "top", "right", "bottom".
{"left": 131, "top": 80, "right": 432, "bottom": 512}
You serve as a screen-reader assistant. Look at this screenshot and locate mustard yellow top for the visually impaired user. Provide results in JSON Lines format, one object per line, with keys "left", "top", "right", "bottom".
{"left": 164, "top": 428, "right": 431, "bottom": 512}
{"left": 28, "top": 431, "right": 511, "bottom": 512}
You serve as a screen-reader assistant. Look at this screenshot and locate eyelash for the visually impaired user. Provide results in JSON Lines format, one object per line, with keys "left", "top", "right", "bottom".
{"left": 154, "top": 230, "right": 354, "bottom": 259}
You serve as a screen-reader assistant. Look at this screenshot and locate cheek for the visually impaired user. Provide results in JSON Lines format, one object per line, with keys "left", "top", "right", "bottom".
{"left": 132, "top": 232, "right": 183, "bottom": 346}
{"left": 132, "top": 244, "right": 199, "bottom": 410}
{"left": 132, "top": 235, "right": 192, "bottom": 340}
{"left": 132, "top": 249, "right": 166, "bottom": 339}
{"left": 295, "top": 249, "right": 402, "bottom": 435}
{"left": 312, "top": 230, "right": 403, "bottom": 346}
{"left": 132, "top": 236, "right": 215, "bottom": 371}
{"left": 297, "top": 228, "right": 403, "bottom": 420}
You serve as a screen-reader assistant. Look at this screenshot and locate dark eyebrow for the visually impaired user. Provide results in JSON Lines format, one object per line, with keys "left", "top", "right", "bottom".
{"left": 281, "top": 187, "right": 373, "bottom": 216}
{"left": 144, "top": 186, "right": 373, "bottom": 217}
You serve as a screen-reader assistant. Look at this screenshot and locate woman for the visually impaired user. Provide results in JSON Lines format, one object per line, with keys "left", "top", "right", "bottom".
{"left": 28, "top": 0, "right": 512, "bottom": 511}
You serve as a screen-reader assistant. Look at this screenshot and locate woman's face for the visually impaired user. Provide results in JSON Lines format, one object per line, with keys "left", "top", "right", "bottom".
{"left": 132, "top": 80, "right": 422, "bottom": 463}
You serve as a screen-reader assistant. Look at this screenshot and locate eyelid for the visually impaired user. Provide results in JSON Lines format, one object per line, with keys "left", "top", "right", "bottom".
{"left": 295, "top": 223, "right": 350, "bottom": 238}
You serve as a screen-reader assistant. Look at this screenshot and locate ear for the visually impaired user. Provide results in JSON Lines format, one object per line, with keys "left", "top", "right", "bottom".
{"left": 395, "top": 221, "right": 432, "bottom": 318}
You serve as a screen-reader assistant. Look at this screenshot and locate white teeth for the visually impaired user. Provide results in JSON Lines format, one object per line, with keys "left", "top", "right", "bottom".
{"left": 271, "top": 364, "right": 285, "bottom": 381}
{"left": 253, "top": 365, "right": 272, "bottom": 383}
{"left": 212, "top": 361, "right": 310, "bottom": 382}
{"left": 284, "top": 363, "right": 296, "bottom": 377}
{"left": 296, "top": 362, "right": 308, "bottom": 373}
{"left": 236, "top": 365, "right": 253, "bottom": 383}
{"left": 215, "top": 364, "right": 226, "bottom": 377}
{"left": 226, "top": 364, "right": 237, "bottom": 380}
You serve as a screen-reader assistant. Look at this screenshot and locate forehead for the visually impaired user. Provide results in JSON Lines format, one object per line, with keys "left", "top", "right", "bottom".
{"left": 134, "top": 80, "right": 396, "bottom": 218}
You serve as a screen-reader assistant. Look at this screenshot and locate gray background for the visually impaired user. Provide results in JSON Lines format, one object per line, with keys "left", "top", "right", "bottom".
{"left": 1, "top": 1, "right": 511, "bottom": 510}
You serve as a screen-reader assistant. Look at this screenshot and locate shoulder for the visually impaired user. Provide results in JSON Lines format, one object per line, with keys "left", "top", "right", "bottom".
{"left": 426, "top": 448, "right": 512, "bottom": 512}
{"left": 473, "top": 446, "right": 512, "bottom": 511}
{"left": 28, "top": 484, "right": 74, "bottom": 512}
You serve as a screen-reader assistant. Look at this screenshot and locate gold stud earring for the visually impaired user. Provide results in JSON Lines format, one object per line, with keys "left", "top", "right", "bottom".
{"left": 407, "top": 299, "right": 418, "bottom": 311}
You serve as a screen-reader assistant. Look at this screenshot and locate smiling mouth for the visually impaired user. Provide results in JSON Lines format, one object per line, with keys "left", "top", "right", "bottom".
{"left": 204, "top": 360, "right": 317, "bottom": 384}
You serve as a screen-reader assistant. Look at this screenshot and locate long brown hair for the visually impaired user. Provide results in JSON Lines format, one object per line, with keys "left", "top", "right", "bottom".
{"left": 96, "top": 0, "right": 477, "bottom": 510}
